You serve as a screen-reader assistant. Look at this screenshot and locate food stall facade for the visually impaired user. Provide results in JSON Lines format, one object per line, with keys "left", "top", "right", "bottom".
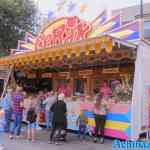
{"left": 0, "top": 16, "right": 149, "bottom": 141}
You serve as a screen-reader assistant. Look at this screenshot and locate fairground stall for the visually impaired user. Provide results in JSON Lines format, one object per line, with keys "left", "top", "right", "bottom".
{"left": 0, "top": 16, "right": 150, "bottom": 141}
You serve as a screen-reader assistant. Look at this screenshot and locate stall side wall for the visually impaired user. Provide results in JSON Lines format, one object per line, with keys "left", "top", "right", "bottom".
{"left": 131, "top": 42, "right": 150, "bottom": 140}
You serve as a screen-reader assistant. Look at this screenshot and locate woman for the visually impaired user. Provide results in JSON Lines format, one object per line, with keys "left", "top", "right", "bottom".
{"left": 49, "top": 93, "right": 67, "bottom": 144}
{"left": 99, "top": 81, "right": 112, "bottom": 99}
{"left": 9, "top": 86, "right": 24, "bottom": 139}
{"left": 93, "top": 95, "right": 109, "bottom": 144}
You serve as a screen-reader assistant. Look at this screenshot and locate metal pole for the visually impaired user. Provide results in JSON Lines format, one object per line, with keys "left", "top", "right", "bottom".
{"left": 140, "top": 0, "right": 144, "bottom": 18}
{"left": 140, "top": 0, "right": 144, "bottom": 40}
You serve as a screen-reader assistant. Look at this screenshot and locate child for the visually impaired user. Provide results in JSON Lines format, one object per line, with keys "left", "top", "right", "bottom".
{"left": 0, "top": 108, "right": 5, "bottom": 150}
{"left": 26, "top": 107, "right": 37, "bottom": 142}
{"left": 76, "top": 110, "right": 88, "bottom": 140}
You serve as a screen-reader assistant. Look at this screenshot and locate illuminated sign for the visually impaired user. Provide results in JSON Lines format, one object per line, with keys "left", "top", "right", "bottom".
{"left": 35, "top": 16, "right": 92, "bottom": 50}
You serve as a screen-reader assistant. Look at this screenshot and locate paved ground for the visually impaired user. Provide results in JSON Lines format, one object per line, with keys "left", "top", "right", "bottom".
{"left": 3, "top": 129, "right": 113, "bottom": 150}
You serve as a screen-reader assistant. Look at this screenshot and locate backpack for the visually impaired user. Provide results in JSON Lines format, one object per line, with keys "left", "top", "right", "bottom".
{"left": 27, "top": 108, "right": 37, "bottom": 123}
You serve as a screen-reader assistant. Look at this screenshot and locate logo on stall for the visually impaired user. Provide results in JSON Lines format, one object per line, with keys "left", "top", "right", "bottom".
{"left": 35, "top": 16, "right": 92, "bottom": 50}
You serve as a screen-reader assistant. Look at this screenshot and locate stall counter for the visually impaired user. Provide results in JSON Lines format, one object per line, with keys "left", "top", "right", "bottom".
{"left": 67, "top": 101, "right": 131, "bottom": 140}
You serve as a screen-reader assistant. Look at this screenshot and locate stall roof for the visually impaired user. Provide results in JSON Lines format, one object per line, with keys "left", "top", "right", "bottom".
{"left": 0, "top": 35, "right": 137, "bottom": 70}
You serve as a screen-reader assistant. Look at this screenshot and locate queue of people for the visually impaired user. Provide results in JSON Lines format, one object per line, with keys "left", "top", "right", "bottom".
{"left": 0, "top": 84, "right": 110, "bottom": 148}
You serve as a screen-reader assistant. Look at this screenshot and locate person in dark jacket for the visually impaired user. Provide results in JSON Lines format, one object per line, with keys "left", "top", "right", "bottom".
{"left": 49, "top": 93, "right": 67, "bottom": 144}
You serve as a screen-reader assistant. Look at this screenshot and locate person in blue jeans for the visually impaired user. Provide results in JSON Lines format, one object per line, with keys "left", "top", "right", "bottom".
{"left": 0, "top": 108, "right": 5, "bottom": 150}
{"left": 43, "top": 91, "right": 56, "bottom": 129}
{"left": 76, "top": 110, "right": 88, "bottom": 141}
{"left": 9, "top": 86, "right": 24, "bottom": 139}
{"left": 0, "top": 89, "right": 12, "bottom": 133}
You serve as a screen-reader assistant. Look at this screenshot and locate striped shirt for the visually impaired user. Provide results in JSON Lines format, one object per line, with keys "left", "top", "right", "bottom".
{"left": 12, "top": 92, "right": 24, "bottom": 114}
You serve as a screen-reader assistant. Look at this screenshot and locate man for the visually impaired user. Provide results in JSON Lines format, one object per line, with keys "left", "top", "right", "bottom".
{"left": 9, "top": 86, "right": 24, "bottom": 139}
{"left": 49, "top": 93, "right": 67, "bottom": 144}
{"left": 0, "top": 88, "right": 12, "bottom": 133}
{"left": 43, "top": 91, "right": 56, "bottom": 129}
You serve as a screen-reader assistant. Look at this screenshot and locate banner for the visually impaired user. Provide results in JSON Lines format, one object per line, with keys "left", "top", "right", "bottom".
{"left": 17, "top": 40, "right": 34, "bottom": 51}
{"left": 109, "top": 20, "right": 140, "bottom": 42}
{"left": 91, "top": 10, "right": 107, "bottom": 27}
{"left": 89, "top": 14, "right": 121, "bottom": 38}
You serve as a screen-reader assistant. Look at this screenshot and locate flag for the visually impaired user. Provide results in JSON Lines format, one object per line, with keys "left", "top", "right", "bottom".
{"left": 25, "top": 32, "right": 35, "bottom": 44}
{"left": 88, "top": 14, "right": 121, "bottom": 38}
{"left": 17, "top": 40, "right": 34, "bottom": 51}
{"left": 109, "top": 20, "right": 140, "bottom": 42}
{"left": 91, "top": 10, "right": 107, "bottom": 27}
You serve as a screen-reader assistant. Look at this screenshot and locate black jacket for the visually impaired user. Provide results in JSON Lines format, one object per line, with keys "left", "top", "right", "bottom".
{"left": 26, "top": 108, "right": 37, "bottom": 123}
{"left": 51, "top": 100, "right": 67, "bottom": 124}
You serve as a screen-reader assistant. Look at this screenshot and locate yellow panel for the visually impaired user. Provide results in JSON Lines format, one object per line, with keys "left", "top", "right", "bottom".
{"left": 110, "top": 30, "right": 134, "bottom": 38}
{"left": 95, "top": 43, "right": 101, "bottom": 54}
{"left": 76, "top": 48, "right": 80, "bottom": 57}
{"left": 67, "top": 49, "right": 72, "bottom": 58}
{"left": 88, "top": 118, "right": 95, "bottom": 126}
{"left": 59, "top": 50, "right": 64, "bottom": 59}
{"left": 88, "top": 118, "right": 129, "bottom": 131}
{"left": 89, "top": 22, "right": 115, "bottom": 38}
{"left": 106, "top": 121, "right": 129, "bottom": 131}
{"left": 106, "top": 40, "right": 113, "bottom": 54}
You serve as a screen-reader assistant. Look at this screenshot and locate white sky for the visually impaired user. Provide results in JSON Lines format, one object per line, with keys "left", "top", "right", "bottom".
{"left": 34, "top": 0, "right": 150, "bottom": 21}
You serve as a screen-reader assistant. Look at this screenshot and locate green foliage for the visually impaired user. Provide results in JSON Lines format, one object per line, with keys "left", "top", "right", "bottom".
{"left": 0, "top": 0, "right": 37, "bottom": 56}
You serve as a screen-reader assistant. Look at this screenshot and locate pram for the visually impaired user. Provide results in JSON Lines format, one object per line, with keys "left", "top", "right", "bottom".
{"left": 53, "top": 128, "right": 67, "bottom": 142}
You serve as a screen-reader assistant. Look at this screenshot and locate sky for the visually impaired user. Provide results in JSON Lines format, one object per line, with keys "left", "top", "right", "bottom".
{"left": 34, "top": 0, "right": 150, "bottom": 21}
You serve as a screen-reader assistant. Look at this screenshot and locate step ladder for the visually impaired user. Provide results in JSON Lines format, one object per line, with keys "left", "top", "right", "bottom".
{"left": 0, "top": 65, "right": 14, "bottom": 100}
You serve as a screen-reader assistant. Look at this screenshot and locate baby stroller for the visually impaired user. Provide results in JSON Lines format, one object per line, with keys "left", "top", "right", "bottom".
{"left": 53, "top": 128, "right": 67, "bottom": 143}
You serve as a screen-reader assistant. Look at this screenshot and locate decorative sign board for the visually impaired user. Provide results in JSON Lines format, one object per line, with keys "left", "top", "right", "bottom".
{"left": 35, "top": 16, "right": 92, "bottom": 50}
{"left": 78, "top": 70, "right": 93, "bottom": 76}
{"left": 102, "top": 68, "right": 119, "bottom": 74}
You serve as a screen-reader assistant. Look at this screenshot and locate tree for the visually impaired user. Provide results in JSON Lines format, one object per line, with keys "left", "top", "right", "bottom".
{"left": 0, "top": 0, "right": 37, "bottom": 56}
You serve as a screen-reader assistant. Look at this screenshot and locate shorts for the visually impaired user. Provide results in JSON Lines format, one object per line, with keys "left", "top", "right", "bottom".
{"left": 28, "top": 122, "right": 36, "bottom": 129}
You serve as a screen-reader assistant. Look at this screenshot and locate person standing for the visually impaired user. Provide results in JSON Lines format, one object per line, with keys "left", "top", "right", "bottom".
{"left": 0, "top": 108, "right": 5, "bottom": 150}
{"left": 99, "top": 81, "right": 112, "bottom": 99}
{"left": 9, "top": 86, "right": 24, "bottom": 139}
{"left": 76, "top": 110, "right": 88, "bottom": 141}
{"left": 26, "top": 107, "right": 37, "bottom": 142}
{"left": 0, "top": 88, "right": 12, "bottom": 133}
{"left": 43, "top": 91, "right": 56, "bottom": 129}
{"left": 49, "top": 93, "right": 67, "bottom": 144}
{"left": 93, "top": 95, "right": 109, "bottom": 144}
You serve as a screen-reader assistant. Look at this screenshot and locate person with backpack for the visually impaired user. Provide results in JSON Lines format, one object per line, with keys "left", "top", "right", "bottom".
{"left": 26, "top": 107, "right": 37, "bottom": 142}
